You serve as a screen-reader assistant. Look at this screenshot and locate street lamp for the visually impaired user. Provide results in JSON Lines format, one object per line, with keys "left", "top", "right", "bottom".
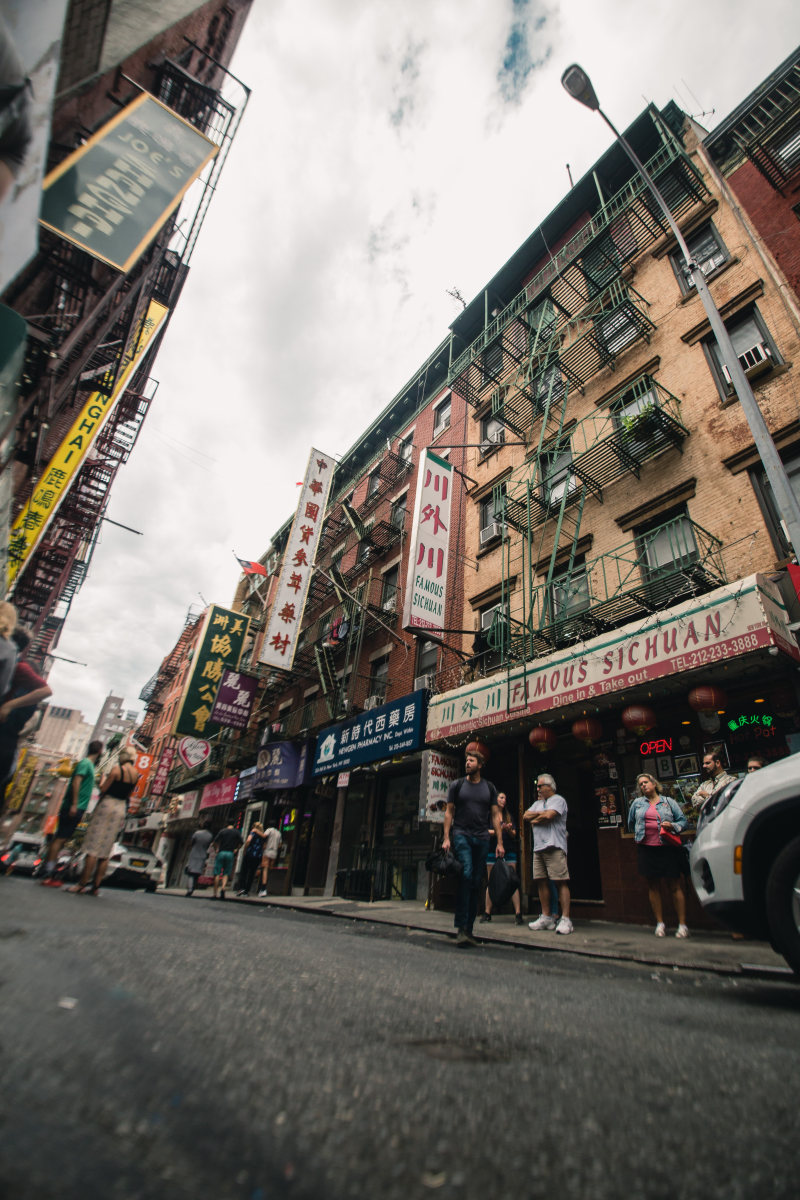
{"left": 561, "top": 64, "right": 800, "bottom": 562}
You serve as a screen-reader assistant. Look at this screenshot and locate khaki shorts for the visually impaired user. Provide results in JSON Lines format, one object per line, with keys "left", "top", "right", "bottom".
{"left": 532, "top": 848, "right": 569, "bottom": 881}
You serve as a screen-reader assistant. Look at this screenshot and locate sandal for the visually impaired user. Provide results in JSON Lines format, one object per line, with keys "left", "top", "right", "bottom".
{"left": 69, "top": 883, "right": 91, "bottom": 894}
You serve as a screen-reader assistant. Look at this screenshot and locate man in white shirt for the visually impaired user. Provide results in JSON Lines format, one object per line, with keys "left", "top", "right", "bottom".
{"left": 523, "top": 773, "right": 572, "bottom": 935}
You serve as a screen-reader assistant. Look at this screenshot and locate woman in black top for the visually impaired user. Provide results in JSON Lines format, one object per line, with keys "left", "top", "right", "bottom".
{"left": 481, "top": 792, "right": 523, "bottom": 925}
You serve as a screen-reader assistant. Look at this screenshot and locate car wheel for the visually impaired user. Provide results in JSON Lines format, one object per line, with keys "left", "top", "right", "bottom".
{"left": 145, "top": 880, "right": 157, "bottom": 893}
{"left": 765, "top": 834, "right": 800, "bottom": 975}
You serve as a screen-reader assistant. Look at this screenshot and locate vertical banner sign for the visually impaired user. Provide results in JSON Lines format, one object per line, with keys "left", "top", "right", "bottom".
{"left": 402, "top": 449, "right": 453, "bottom": 634}
{"left": 39, "top": 93, "right": 219, "bottom": 273}
{"left": 420, "top": 749, "right": 460, "bottom": 824}
{"left": 149, "top": 741, "right": 176, "bottom": 798}
{"left": 259, "top": 447, "right": 336, "bottom": 670}
{"left": 173, "top": 606, "right": 251, "bottom": 739}
{"left": 210, "top": 669, "right": 258, "bottom": 730}
{"left": 6, "top": 299, "right": 168, "bottom": 589}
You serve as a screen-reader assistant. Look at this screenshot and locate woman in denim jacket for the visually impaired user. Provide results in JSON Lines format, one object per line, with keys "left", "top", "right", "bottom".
{"left": 628, "top": 773, "right": 689, "bottom": 939}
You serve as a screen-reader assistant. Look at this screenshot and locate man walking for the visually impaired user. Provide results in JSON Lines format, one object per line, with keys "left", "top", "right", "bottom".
{"left": 40, "top": 740, "right": 103, "bottom": 886}
{"left": 258, "top": 820, "right": 282, "bottom": 897}
{"left": 693, "top": 751, "right": 735, "bottom": 814}
{"left": 524, "top": 773, "right": 573, "bottom": 935}
{"left": 442, "top": 748, "right": 504, "bottom": 947}
{"left": 211, "top": 822, "right": 243, "bottom": 900}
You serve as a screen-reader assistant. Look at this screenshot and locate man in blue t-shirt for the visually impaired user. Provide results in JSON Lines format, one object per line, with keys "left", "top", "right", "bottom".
{"left": 443, "top": 749, "right": 504, "bottom": 946}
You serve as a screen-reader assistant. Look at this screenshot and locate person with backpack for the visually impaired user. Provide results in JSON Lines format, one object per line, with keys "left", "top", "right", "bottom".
{"left": 442, "top": 747, "right": 504, "bottom": 947}
{"left": 237, "top": 821, "right": 266, "bottom": 896}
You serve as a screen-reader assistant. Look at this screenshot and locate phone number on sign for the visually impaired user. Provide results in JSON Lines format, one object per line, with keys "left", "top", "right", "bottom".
{"left": 674, "top": 632, "right": 764, "bottom": 671}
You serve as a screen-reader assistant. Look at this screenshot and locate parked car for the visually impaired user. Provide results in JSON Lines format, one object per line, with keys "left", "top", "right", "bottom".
{"left": 67, "top": 842, "right": 162, "bottom": 892}
{"left": 1, "top": 832, "right": 45, "bottom": 876}
{"left": 690, "top": 752, "right": 800, "bottom": 973}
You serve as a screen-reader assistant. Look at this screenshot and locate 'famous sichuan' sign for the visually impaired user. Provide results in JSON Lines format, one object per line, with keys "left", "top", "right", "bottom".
{"left": 403, "top": 448, "right": 453, "bottom": 635}
{"left": 173, "top": 606, "right": 250, "bottom": 739}
{"left": 259, "top": 448, "right": 336, "bottom": 671}
{"left": 426, "top": 574, "right": 800, "bottom": 742}
{"left": 40, "top": 93, "right": 218, "bottom": 272}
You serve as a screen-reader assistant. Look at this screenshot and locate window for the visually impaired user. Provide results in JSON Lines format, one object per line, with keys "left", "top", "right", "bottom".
{"left": 541, "top": 446, "right": 577, "bottom": 507}
{"left": 433, "top": 395, "right": 451, "bottom": 436}
{"left": 381, "top": 565, "right": 399, "bottom": 611}
{"left": 704, "top": 306, "right": 780, "bottom": 398}
{"left": 366, "top": 469, "right": 381, "bottom": 500}
{"left": 611, "top": 379, "right": 660, "bottom": 453}
{"left": 533, "top": 362, "right": 566, "bottom": 413}
{"left": 415, "top": 639, "right": 438, "bottom": 676}
{"left": 749, "top": 446, "right": 800, "bottom": 558}
{"left": 483, "top": 341, "right": 503, "bottom": 384}
{"left": 637, "top": 509, "right": 698, "bottom": 578}
{"left": 390, "top": 495, "right": 407, "bottom": 530}
{"left": 596, "top": 306, "right": 639, "bottom": 356}
{"left": 398, "top": 433, "right": 413, "bottom": 462}
{"left": 479, "top": 486, "right": 504, "bottom": 540}
{"left": 368, "top": 654, "right": 390, "bottom": 702}
{"left": 479, "top": 414, "right": 505, "bottom": 454}
{"left": 549, "top": 561, "right": 590, "bottom": 621}
{"left": 475, "top": 600, "right": 508, "bottom": 670}
{"left": 670, "top": 223, "right": 728, "bottom": 294}
{"left": 358, "top": 523, "right": 374, "bottom": 563}
{"left": 775, "top": 122, "right": 800, "bottom": 173}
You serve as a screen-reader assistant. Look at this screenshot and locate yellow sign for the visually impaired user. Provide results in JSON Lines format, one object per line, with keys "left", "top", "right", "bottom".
{"left": 6, "top": 299, "right": 168, "bottom": 589}
{"left": 6, "top": 750, "right": 36, "bottom": 813}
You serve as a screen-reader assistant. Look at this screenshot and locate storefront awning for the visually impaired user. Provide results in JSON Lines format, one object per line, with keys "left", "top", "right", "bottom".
{"left": 426, "top": 574, "right": 799, "bottom": 742}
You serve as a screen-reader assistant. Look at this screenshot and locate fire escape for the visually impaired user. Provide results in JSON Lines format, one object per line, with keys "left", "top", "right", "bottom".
{"left": 5, "top": 50, "right": 249, "bottom": 651}
{"left": 448, "top": 122, "right": 720, "bottom": 672}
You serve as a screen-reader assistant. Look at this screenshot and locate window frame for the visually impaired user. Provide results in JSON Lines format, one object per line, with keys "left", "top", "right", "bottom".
{"left": 433, "top": 394, "right": 452, "bottom": 437}
{"left": 549, "top": 559, "right": 590, "bottom": 622}
{"left": 702, "top": 304, "right": 781, "bottom": 401}
{"left": 634, "top": 506, "right": 699, "bottom": 580}
{"left": 669, "top": 221, "right": 729, "bottom": 295}
{"left": 541, "top": 445, "right": 577, "bottom": 508}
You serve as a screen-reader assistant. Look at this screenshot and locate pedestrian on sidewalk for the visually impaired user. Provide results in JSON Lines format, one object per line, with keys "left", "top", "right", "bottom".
{"left": 40, "top": 740, "right": 103, "bottom": 886}
{"left": 237, "top": 821, "right": 266, "bottom": 896}
{"left": 258, "top": 820, "right": 282, "bottom": 897}
{"left": 0, "top": 627, "right": 52, "bottom": 818}
{"left": 70, "top": 748, "right": 138, "bottom": 895}
{"left": 481, "top": 791, "right": 523, "bottom": 925}
{"left": 442, "top": 748, "right": 504, "bottom": 946}
{"left": 211, "top": 822, "right": 242, "bottom": 900}
{"left": 628, "top": 773, "right": 689, "bottom": 938}
{"left": 524, "top": 773, "right": 573, "bottom": 935}
{"left": 185, "top": 819, "right": 213, "bottom": 895}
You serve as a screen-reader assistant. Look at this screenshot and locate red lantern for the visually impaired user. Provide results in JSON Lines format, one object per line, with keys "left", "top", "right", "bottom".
{"left": 465, "top": 739, "right": 490, "bottom": 764}
{"left": 688, "top": 685, "right": 727, "bottom": 714}
{"left": 621, "top": 705, "right": 657, "bottom": 737}
{"left": 529, "top": 726, "right": 557, "bottom": 753}
{"left": 571, "top": 717, "right": 602, "bottom": 745}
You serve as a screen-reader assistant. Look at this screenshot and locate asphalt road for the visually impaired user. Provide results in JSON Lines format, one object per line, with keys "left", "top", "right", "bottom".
{"left": 1, "top": 878, "right": 798, "bottom": 1200}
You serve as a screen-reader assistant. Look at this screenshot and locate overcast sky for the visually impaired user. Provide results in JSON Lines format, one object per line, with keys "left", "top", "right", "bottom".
{"left": 44, "top": 0, "right": 800, "bottom": 725}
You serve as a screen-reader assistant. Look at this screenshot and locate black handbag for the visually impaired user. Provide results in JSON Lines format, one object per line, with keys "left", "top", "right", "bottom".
{"left": 425, "top": 847, "right": 463, "bottom": 877}
{"left": 488, "top": 857, "right": 520, "bottom": 907}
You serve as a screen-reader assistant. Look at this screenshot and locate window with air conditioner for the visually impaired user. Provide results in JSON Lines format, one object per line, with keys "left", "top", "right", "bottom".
{"left": 414, "top": 638, "right": 438, "bottom": 691}
{"left": 479, "top": 415, "right": 505, "bottom": 457}
{"left": 381, "top": 565, "right": 399, "bottom": 611}
{"left": 541, "top": 447, "right": 577, "bottom": 507}
{"left": 704, "top": 307, "right": 780, "bottom": 399}
{"left": 433, "top": 394, "right": 451, "bottom": 436}
{"left": 368, "top": 653, "right": 390, "bottom": 705}
{"left": 479, "top": 488, "right": 504, "bottom": 546}
{"left": 670, "top": 222, "right": 728, "bottom": 294}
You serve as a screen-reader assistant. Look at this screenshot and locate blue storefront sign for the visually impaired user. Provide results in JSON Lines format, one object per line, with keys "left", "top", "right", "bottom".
{"left": 254, "top": 741, "right": 310, "bottom": 790}
{"left": 312, "top": 689, "right": 427, "bottom": 777}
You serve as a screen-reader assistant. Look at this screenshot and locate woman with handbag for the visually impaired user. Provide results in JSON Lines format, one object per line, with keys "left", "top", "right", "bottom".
{"left": 627, "top": 773, "right": 689, "bottom": 938}
{"left": 70, "top": 748, "right": 138, "bottom": 895}
{"left": 481, "top": 792, "right": 523, "bottom": 925}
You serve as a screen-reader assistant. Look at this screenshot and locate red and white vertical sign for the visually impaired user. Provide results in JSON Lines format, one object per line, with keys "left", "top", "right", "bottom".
{"left": 402, "top": 449, "right": 453, "bottom": 635}
{"left": 259, "top": 447, "right": 336, "bottom": 670}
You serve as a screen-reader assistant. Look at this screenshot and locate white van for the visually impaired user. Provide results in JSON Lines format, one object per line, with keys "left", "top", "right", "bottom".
{"left": 690, "top": 752, "right": 800, "bottom": 973}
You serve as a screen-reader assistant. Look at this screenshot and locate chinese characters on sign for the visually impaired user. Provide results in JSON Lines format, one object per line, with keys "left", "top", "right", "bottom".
{"left": 402, "top": 448, "right": 453, "bottom": 635}
{"left": 420, "top": 749, "right": 460, "bottom": 824}
{"left": 149, "top": 742, "right": 176, "bottom": 798}
{"left": 312, "top": 690, "right": 427, "bottom": 776}
{"left": 254, "top": 741, "right": 310, "bottom": 790}
{"left": 173, "top": 605, "right": 251, "bottom": 739}
{"left": 40, "top": 93, "right": 218, "bottom": 272}
{"left": 210, "top": 669, "right": 258, "bottom": 731}
{"left": 6, "top": 300, "right": 168, "bottom": 589}
{"left": 259, "top": 448, "right": 336, "bottom": 670}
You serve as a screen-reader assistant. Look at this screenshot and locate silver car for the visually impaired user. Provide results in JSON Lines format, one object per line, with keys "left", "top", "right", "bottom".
{"left": 69, "top": 842, "right": 163, "bottom": 891}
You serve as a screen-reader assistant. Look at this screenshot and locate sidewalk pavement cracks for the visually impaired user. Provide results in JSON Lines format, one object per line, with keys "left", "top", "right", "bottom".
{"left": 159, "top": 888, "right": 795, "bottom": 980}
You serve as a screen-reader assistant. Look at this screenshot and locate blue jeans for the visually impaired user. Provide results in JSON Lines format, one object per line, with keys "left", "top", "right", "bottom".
{"left": 452, "top": 832, "right": 490, "bottom": 933}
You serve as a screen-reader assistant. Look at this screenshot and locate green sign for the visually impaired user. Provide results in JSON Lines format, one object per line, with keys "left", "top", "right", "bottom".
{"left": 173, "top": 606, "right": 251, "bottom": 739}
{"left": 40, "top": 92, "right": 218, "bottom": 273}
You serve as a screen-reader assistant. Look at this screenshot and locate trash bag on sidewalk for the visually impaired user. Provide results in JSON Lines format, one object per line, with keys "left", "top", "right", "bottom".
{"left": 488, "top": 857, "right": 520, "bottom": 907}
{"left": 425, "top": 847, "right": 463, "bottom": 877}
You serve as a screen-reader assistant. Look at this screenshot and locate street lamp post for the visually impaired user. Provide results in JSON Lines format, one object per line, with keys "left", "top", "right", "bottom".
{"left": 561, "top": 64, "right": 800, "bottom": 562}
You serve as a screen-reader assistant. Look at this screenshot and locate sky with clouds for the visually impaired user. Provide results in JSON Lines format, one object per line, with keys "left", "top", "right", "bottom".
{"left": 44, "top": 0, "right": 800, "bottom": 725}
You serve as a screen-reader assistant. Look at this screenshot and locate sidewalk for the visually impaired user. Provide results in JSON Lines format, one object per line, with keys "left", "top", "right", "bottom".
{"left": 159, "top": 888, "right": 795, "bottom": 979}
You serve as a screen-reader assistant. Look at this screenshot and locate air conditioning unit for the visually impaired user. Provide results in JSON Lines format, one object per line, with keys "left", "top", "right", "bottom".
{"left": 479, "top": 522, "right": 502, "bottom": 546}
{"left": 721, "top": 342, "right": 772, "bottom": 385}
{"left": 382, "top": 593, "right": 396, "bottom": 612}
{"left": 481, "top": 606, "right": 503, "bottom": 631}
{"left": 363, "top": 695, "right": 381, "bottom": 710}
{"left": 414, "top": 674, "right": 435, "bottom": 691}
{"left": 480, "top": 428, "right": 505, "bottom": 456}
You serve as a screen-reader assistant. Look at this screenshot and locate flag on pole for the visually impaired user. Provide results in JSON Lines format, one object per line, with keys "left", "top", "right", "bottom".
{"left": 235, "top": 555, "right": 268, "bottom": 578}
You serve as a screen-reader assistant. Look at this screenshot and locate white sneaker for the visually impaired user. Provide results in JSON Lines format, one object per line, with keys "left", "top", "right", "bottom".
{"left": 555, "top": 916, "right": 573, "bottom": 935}
{"left": 655, "top": 922, "right": 666, "bottom": 937}
{"left": 528, "top": 914, "right": 557, "bottom": 931}
{"left": 675, "top": 924, "right": 689, "bottom": 939}
{"left": 258, "top": 889, "right": 267, "bottom": 898}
